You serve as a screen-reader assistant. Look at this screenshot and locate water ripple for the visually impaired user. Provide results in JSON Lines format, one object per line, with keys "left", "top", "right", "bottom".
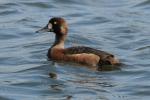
{"left": 134, "top": 0, "right": 150, "bottom": 7}
{"left": 135, "top": 45, "right": 150, "bottom": 51}
{"left": 0, "top": 10, "right": 19, "bottom": 15}
{"left": 22, "top": 2, "right": 52, "bottom": 9}
{"left": 0, "top": 0, "right": 150, "bottom": 100}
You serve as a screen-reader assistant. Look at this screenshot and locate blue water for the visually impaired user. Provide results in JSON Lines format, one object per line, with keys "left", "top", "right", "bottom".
{"left": 0, "top": 0, "right": 150, "bottom": 100}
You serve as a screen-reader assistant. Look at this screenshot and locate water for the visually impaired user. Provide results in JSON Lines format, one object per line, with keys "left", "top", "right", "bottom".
{"left": 0, "top": 0, "right": 150, "bottom": 100}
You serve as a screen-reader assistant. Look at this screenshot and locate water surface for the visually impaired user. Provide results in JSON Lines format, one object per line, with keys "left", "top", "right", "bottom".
{"left": 0, "top": 0, "right": 150, "bottom": 100}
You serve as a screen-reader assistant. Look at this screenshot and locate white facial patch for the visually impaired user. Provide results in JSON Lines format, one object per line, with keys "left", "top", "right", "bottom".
{"left": 48, "top": 23, "right": 52, "bottom": 29}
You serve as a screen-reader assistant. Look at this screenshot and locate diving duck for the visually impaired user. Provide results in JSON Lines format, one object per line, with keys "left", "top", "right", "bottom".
{"left": 36, "top": 17, "right": 120, "bottom": 69}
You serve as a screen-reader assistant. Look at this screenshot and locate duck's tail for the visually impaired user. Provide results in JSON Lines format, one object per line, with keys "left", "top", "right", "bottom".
{"left": 98, "top": 55, "right": 120, "bottom": 66}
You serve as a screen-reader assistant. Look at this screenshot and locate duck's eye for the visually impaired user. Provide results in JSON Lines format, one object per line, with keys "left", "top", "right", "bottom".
{"left": 54, "top": 21, "right": 57, "bottom": 24}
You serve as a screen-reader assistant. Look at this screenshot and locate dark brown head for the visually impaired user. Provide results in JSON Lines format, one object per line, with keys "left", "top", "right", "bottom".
{"left": 36, "top": 17, "right": 68, "bottom": 35}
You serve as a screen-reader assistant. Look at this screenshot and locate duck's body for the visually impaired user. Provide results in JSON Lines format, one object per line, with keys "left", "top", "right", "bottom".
{"left": 37, "top": 17, "right": 120, "bottom": 69}
{"left": 48, "top": 46, "right": 100, "bottom": 67}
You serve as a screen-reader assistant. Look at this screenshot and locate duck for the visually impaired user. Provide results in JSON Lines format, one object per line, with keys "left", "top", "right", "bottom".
{"left": 36, "top": 17, "right": 120, "bottom": 70}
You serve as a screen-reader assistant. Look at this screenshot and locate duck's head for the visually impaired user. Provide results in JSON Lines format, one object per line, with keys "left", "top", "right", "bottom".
{"left": 36, "top": 17, "right": 68, "bottom": 35}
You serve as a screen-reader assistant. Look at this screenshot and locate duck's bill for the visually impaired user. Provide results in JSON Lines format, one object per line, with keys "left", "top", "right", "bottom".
{"left": 36, "top": 26, "right": 50, "bottom": 33}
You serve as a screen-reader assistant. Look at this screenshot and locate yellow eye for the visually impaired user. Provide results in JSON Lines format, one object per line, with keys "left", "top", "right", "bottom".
{"left": 54, "top": 21, "right": 57, "bottom": 24}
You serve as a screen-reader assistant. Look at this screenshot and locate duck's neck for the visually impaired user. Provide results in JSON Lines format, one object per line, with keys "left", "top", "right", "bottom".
{"left": 51, "top": 33, "right": 67, "bottom": 49}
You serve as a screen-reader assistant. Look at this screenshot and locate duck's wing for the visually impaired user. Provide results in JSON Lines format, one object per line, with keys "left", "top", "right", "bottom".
{"left": 64, "top": 46, "right": 120, "bottom": 66}
{"left": 64, "top": 46, "right": 114, "bottom": 59}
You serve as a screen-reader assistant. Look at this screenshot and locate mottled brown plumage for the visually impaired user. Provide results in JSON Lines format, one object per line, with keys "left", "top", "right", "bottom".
{"left": 36, "top": 17, "right": 120, "bottom": 69}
